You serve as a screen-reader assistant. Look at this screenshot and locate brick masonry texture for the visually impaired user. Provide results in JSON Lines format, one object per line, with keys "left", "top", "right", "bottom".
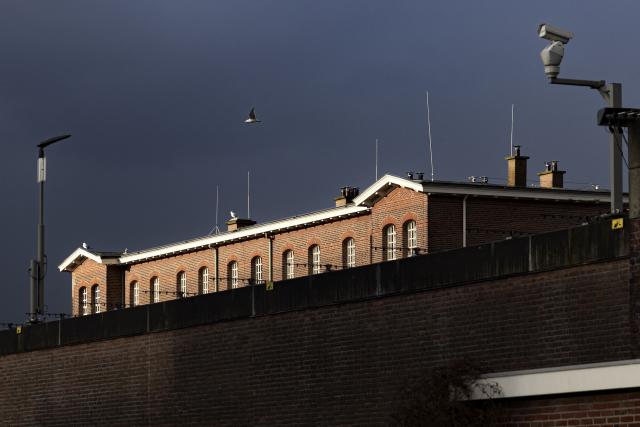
{"left": 68, "top": 187, "right": 609, "bottom": 315}
{"left": 0, "top": 254, "right": 632, "bottom": 425}
{"left": 498, "top": 390, "right": 640, "bottom": 427}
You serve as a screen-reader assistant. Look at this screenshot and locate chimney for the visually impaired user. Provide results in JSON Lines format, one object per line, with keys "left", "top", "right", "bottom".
{"left": 537, "top": 160, "right": 566, "bottom": 189}
{"left": 335, "top": 186, "right": 360, "bottom": 207}
{"left": 505, "top": 145, "right": 529, "bottom": 187}
{"left": 226, "top": 217, "right": 256, "bottom": 232}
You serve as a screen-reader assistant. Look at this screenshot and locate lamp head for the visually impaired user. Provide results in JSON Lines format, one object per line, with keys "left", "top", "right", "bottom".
{"left": 37, "top": 134, "right": 71, "bottom": 149}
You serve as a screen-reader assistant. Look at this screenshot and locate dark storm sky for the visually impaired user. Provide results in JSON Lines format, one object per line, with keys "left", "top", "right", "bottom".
{"left": 1, "top": 1, "right": 638, "bottom": 323}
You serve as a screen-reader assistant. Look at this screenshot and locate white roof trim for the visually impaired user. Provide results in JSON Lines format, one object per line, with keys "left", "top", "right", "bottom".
{"left": 472, "top": 359, "right": 640, "bottom": 399}
{"left": 353, "top": 174, "right": 424, "bottom": 206}
{"left": 118, "top": 204, "right": 369, "bottom": 264}
{"left": 61, "top": 174, "right": 622, "bottom": 269}
{"left": 58, "top": 248, "right": 103, "bottom": 272}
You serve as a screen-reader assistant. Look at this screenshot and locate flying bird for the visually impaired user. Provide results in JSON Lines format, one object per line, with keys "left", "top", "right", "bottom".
{"left": 244, "top": 107, "right": 261, "bottom": 124}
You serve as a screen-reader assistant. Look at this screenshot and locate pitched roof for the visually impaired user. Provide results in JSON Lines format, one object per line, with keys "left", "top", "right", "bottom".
{"left": 59, "top": 174, "right": 619, "bottom": 272}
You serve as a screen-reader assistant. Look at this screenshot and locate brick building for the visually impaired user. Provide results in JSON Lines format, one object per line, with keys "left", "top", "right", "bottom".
{"left": 59, "top": 153, "right": 615, "bottom": 316}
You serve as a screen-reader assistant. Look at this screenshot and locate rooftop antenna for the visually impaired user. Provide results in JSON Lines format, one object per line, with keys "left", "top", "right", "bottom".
{"left": 247, "top": 170, "right": 250, "bottom": 218}
{"left": 208, "top": 185, "right": 221, "bottom": 235}
{"left": 426, "top": 91, "right": 435, "bottom": 181}
{"left": 375, "top": 139, "right": 379, "bottom": 180}
{"left": 510, "top": 104, "right": 515, "bottom": 155}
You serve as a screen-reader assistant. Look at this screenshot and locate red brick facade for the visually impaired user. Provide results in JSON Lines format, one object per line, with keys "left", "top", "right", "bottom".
{"left": 66, "top": 184, "right": 610, "bottom": 315}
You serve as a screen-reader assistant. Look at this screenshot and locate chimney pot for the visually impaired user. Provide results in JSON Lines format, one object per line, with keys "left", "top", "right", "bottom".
{"left": 335, "top": 186, "right": 360, "bottom": 207}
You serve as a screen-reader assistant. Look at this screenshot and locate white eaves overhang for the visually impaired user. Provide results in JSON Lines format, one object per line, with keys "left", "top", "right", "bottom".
{"left": 60, "top": 174, "right": 623, "bottom": 270}
{"left": 58, "top": 248, "right": 120, "bottom": 272}
{"left": 117, "top": 204, "right": 370, "bottom": 264}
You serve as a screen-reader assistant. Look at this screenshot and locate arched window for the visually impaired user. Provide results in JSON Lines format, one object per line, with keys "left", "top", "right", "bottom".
{"left": 251, "top": 256, "right": 263, "bottom": 284}
{"left": 151, "top": 277, "right": 159, "bottom": 303}
{"left": 384, "top": 224, "right": 397, "bottom": 261}
{"left": 404, "top": 220, "right": 418, "bottom": 257}
{"left": 130, "top": 281, "right": 139, "bottom": 307}
{"left": 199, "top": 267, "right": 209, "bottom": 294}
{"left": 283, "top": 250, "right": 294, "bottom": 280}
{"left": 228, "top": 261, "right": 238, "bottom": 289}
{"left": 177, "top": 271, "right": 186, "bottom": 298}
{"left": 92, "top": 284, "right": 101, "bottom": 314}
{"left": 79, "top": 287, "right": 88, "bottom": 316}
{"left": 343, "top": 238, "right": 356, "bottom": 268}
{"left": 309, "top": 245, "right": 321, "bottom": 275}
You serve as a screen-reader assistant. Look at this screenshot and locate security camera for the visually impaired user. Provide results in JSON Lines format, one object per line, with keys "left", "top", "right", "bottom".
{"left": 540, "top": 41, "right": 564, "bottom": 78}
{"left": 538, "top": 23, "right": 573, "bottom": 44}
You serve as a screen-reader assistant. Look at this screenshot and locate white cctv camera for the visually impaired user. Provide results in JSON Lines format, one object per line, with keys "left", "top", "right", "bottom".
{"left": 538, "top": 23, "right": 573, "bottom": 44}
{"left": 540, "top": 41, "right": 564, "bottom": 78}
{"left": 538, "top": 23, "right": 573, "bottom": 79}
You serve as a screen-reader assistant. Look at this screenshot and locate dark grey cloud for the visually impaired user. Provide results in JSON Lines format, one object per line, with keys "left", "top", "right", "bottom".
{"left": 1, "top": 0, "right": 638, "bottom": 322}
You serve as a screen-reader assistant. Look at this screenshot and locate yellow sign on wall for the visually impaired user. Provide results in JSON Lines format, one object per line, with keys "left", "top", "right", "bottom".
{"left": 612, "top": 218, "right": 624, "bottom": 230}
{"left": 266, "top": 281, "right": 274, "bottom": 291}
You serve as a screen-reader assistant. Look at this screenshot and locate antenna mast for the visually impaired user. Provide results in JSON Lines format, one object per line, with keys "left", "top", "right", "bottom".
{"left": 510, "top": 104, "right": 515, "bottom": 155}
{"left": 375, "top": 139, "right": 379, "bottom": 180}
{"left": 247, "top": 170, "right": 250, "bottom": 218}
{"left": 426, "top": 91, "right": 434, "bottom": 182}
{"left": 215, "top": 185, "right": 220, "bottom": 234}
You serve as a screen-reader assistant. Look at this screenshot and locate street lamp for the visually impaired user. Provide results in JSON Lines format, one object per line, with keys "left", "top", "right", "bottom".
{"left": 29, "top": 134, "right": 71, "bottom": 323}
{"left": 538, "top": 23, "right": 623, "bottom": 213}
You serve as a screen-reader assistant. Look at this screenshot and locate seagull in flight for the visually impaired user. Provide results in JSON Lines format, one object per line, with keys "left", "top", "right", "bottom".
{"left": 244, "top": 107, "right": 261, "bottom": 124}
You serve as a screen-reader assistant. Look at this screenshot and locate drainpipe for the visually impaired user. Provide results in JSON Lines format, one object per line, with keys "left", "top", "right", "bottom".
{"left": 462, "top": 195, "right": 469, "bottom": 247}
{"left": 209, "top": 244, "right": 219, "bottom": 293}
{"left": 265, "top": 233, "right": 274, "bottom": 282}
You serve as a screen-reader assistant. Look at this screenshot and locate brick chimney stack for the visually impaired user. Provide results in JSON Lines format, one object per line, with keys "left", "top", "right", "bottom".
{"left": 226, "top": 217, "right": 256, "bottom": 232}
{"left": 537, "top": 160, "right": 566, "bottom": 189}
{"left": 335, "top": 187, "right": 360, "bottom": 207}
{"left": 506, "top": 145, "right": 529, "bottom": 187}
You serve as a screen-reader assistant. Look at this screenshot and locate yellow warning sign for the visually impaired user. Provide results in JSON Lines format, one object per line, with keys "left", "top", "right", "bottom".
{"left": 266, "top": 281, "right": 274, "bottom": 291}
{"left": 612, "top": 218, "right": 624, "bottom": 230}
{"left": 16, "top": 326, "right": 22, "bottom": 334}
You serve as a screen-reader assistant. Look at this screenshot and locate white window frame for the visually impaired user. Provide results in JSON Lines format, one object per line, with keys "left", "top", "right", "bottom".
{"left": 386, "top": 225, "right": 397, "bottom": 261}
{"left": 92, "top": 285, "right": 101, "bottom": 314}
{"left": 178, "top": 271, "right": 186, "bottom": 297}
{"left": 230, "top": 262, "right": 238, "bottom": 289}
{"left": 346, "top": 238, "right": 356, "bottom": 268}
{"left": 200, "top": 267, "right": 209, "bottom": 294}
{"left": 252, "top": 257, "right": 263, "bottom": 284}
{"left": 152, "top": 277, "right": 159, "bottom": 303}
{"left": 132, "top": 282, "right": 139, "bottom": 307}
{"left": 311, "top": 245, "right": 321, "bottom": 275}
{"left": 406, "top": 220, "right": 417, "bottom": 257}
{"left": 80, "top": 287, "right": 88, "bottom": 316}
{"left": 285, "top": 250, "right": 295, "bottom": 279}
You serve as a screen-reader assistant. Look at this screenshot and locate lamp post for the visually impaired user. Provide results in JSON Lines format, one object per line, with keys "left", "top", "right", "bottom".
{"left": 538, "top": 23, "right": 623, "bottom": 213}
{"left": 29, "top": 134, "right": 71, "bottom": 324}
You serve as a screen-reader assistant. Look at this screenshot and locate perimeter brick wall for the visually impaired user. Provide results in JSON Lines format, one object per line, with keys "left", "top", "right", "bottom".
{"left": 1, "top": 221, "right": 634, "bottom": 426}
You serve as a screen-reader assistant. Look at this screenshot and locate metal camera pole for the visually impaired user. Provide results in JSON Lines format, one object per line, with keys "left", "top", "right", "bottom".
{"left": 597, "top": 108, "right": 640, "bottom": 218}
{"left": 29, "top": 134, "right": 71, "bottom": 324}
{"left": 539, "top": 23, "right": 623, "bottom": 213}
